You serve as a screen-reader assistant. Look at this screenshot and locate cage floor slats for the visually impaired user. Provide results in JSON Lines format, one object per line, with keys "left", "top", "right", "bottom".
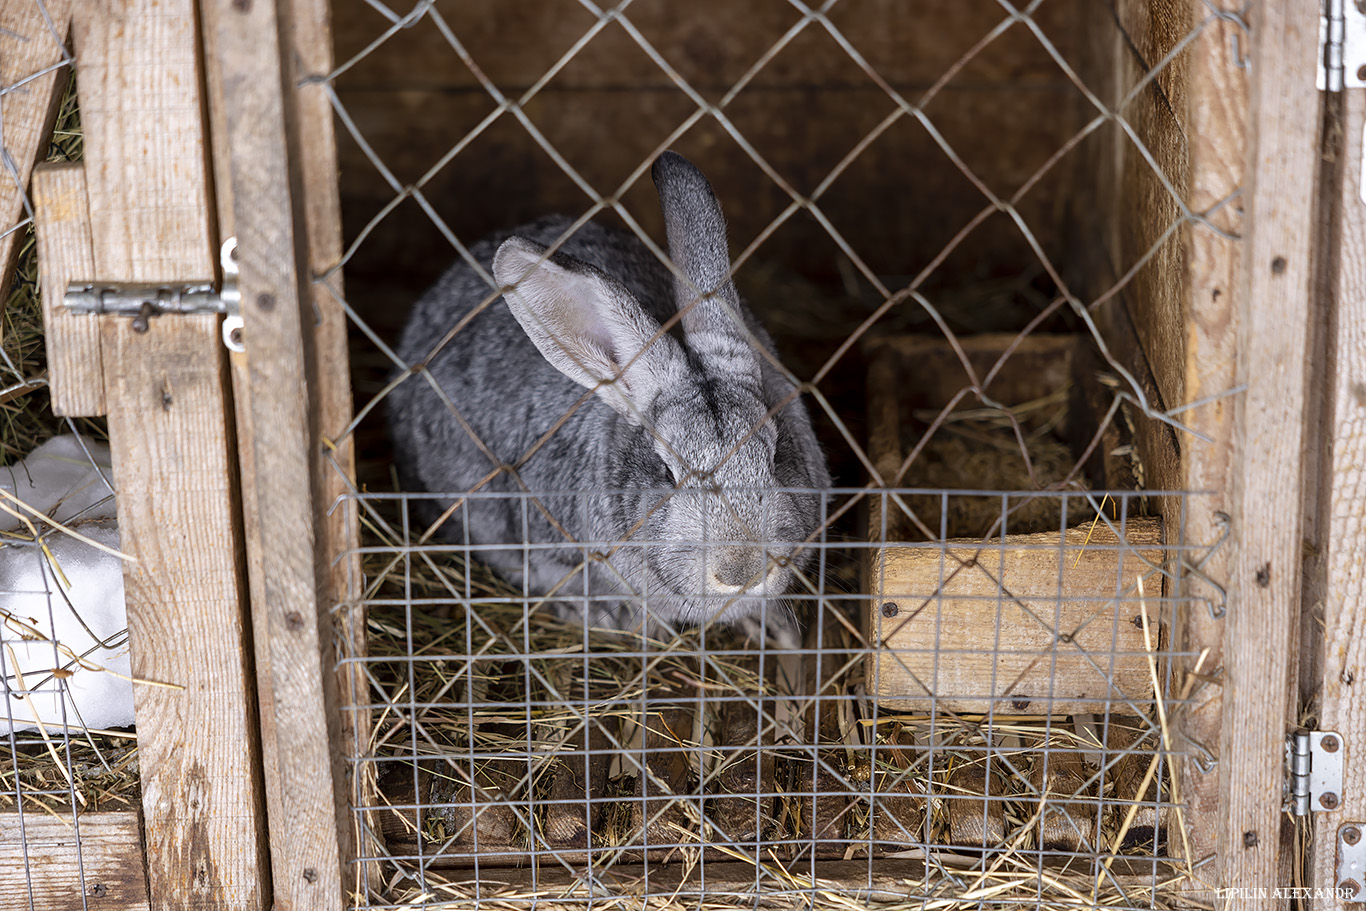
{"left": 704, "top": 656, "right": 778, "bottom": 846}
{"left": 787, "top": 611, "right": 858, "bottom": 858}
{"left": 622, "top": 668, "right": 700, "bottom": 858}
{"left": 540, "top": 718, "right": 611, "bottom": 852}
{"left": 863, "top": 729, "right": 928, "bottom": 848}
{"left": 1028, "top": 749, "right": 1097, "bottom": 852}
{"left": 943, "top": 761, "right": 1008, "bottom": 848}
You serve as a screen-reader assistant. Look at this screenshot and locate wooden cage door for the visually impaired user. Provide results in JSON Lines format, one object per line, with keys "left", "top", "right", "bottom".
{"left": 24, "top": 0, "right": 358, "bottom": 908}
{"left": 36, "top": 0, "right": 274, "bottom": 908}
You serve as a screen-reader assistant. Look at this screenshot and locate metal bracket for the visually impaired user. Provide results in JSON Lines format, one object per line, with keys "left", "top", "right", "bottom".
{"left": 1289, "top": 730, "right": 1345, "bottom": 815}
{"left": 1321, "top": 0, "right": 1366, "bottom": 91}
{"left": 1340, "top": 824, "right": 1365, "bottom": 902}
{"left": 64, "top": 237, "right": 244, "bottom": 353}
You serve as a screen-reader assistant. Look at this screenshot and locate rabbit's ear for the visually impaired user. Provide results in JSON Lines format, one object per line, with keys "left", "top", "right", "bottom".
{"left": 652, "top": 152, "right": 761, "bottom": 388}
{"left": 494, "top": 236, "right": 682, "bottom": 420}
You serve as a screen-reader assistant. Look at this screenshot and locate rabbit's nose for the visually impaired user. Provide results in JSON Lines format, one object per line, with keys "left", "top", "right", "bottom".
{"left": 710, "top": 549, "right": 765, "bottom": 593}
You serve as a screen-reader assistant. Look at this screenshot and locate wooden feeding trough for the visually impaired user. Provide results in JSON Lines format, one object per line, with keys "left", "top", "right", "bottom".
{"left": 863, "top": 334, "right": 1167, "bottom": 715}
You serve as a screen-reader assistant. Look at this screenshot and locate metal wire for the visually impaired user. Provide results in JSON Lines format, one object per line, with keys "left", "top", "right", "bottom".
{"left": 0, "top": 0, "right": 1246, "bottom": 907}
{"left": 307, "top": 1, "right": 1245, "bottom": 907}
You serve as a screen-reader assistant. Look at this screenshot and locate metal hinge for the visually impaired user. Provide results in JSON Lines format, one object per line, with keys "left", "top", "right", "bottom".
{"left": 63, "top": 237, "right": 244, "bottom": 352}
{"left": 1340, "top": 824, "right": 1365, "bottom": 903}
{"left": 1288, "top": 730, "right": 1345, "bottom": 815}
{"left": 1321, "top": 0, "right": 1366, "bottom": 91}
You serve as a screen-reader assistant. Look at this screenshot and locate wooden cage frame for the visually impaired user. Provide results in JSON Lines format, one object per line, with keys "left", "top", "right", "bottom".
{"left": 0, "top": 1, "right": 1361, "bottom": 910}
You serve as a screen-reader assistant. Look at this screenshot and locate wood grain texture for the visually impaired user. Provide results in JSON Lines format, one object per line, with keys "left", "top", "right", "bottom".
{"left": 1169, "top": 0, "right": 1248, "bottom": 875}
{"left": 868, "top": 517, "right": 1164, "bottom": 715}
{"left": 0, "top": 0, "right": 70, "bottom": 313}
{"left": 1220, "top": 0, "right": 1321, "bottom": 902}
{"left": 283, "top": 0, "right": 370, "bottom": 890}
{"left": 32, "top": 161, "right": 106, "bottom": 415}
{"left": 203, "top": 0, "right": 354, "bottom": 905}
{"left": 1312, "top": 87, "right": 1366, "bottom": 904}
{"left": 72, "top": 0, "right": 269, "bottom": 907}
{"left": 1112, "top": 0, "right": 1193, "bottom": 415}
{"left": 0, "top": 811, "right": 150, "bottom": 911}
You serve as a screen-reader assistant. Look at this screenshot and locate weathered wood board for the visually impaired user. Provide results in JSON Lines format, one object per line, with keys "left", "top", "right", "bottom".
{"left": 868, "top": 516, "right": 1165, "bottom": 715}
{"left": 0, "top": 0, "right": 71, "bottom": 315}
{"left": 1312, "top": 76, "right": 1366, "bottom": 907}
{"left": 0, "top": 811, "right": 150, "bottom": 911}
{"left": 32, "top": 162, "right": 105, "bottom": 415}
{"left": 70, "top": 0, "right": 270, "bottom": 906}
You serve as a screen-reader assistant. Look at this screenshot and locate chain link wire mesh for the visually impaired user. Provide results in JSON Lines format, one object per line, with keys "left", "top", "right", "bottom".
{"left": 1, "top": 8, "right": 138, "bottom": 908}
{"left": 313, "top": 0, "right": 1246, "bottom": 907}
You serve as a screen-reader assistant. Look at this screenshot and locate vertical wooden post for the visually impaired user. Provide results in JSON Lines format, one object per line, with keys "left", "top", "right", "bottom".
{"left": 1313, "top": 87, "right": 1366, "bottom": 906}
{"left": 201, "top": 0, "right": 359, "bottom": 905}
{"left": 1170, "top": 0, "right": 1248, "bottom": 875}
{"left": 1221, "top": 2, "right": 1323, "bottom": 905}
{"left": 70, "top": 0, "right": 270, "bottom": 907}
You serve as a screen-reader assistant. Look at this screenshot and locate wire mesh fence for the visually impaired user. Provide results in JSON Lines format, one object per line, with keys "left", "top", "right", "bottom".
{"left": 0, "top": 0, "right": 1252, "bottom": 907}
{"left": 315, "top": 1, "right": 1245, "bottom": 908}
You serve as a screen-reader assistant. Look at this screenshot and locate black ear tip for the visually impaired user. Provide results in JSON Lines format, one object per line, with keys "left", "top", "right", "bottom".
{"left": 652, "top": 150, "right": 704, "bottom": 190}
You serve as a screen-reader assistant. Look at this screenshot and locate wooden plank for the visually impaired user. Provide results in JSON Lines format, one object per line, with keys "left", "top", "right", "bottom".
{"left": 281, "top": 0, "right": 369, "bottom": 888}
{"left": 1312, "top": 87, "right": 1366, "bottom": 903}
{"left": 32, "top": 161, "right": 105, "bottom": 415}
{"left": 0, "top": 0, "right": 70, "bottom": 311}
{"left": 0, "top": 811, "right": 150, "bottom": 911}
{"left": 201, "top": 0, "right": 355, "bottom": 905}
{"left": 71, "top": 0, "right": 269, "bottom": 907}
{"left": 1219, "top": 1, "right": 1322, "bottom": 903}
{"left": 869, "top": 517, "right": 1164, "bottom": 715}
{"left": 1168, "top": 0, "right": 1249, "bottom": 874}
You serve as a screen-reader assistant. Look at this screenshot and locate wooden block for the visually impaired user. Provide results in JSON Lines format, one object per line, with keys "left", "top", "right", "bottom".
{"left": 1028, "top": 750, "right": 1096, "bottom": 852}
{"left": 0, "top": 811, "right": 149, "bottom": 911}
{"left": 377, "top": 757, "right": 526, "bottom": 864}
{"left": 0, "top": 1, "right": 71, "bottom": 310}
{"left": 32, "top": 162, "right": 106, "bottom": 415}
{"left": 868, "top": 516, "right": 1165, "bottom": 715}
{"left": 541, "top": 720, "right": 611, "bottom": 851}
{"left": 864, "top": 736, "right": 926, "bottom": 847}
{"left": 944, "top": 763, "right": 1006, "bottom": 848}
{"left": 705, "top": 667, "right": 778, "bottom": 846}
{"left": 627, "top": 699, "right": 697, "bottom": 854}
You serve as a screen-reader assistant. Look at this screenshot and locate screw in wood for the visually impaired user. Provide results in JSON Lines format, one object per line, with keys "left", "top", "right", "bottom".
{"left": 881, "top": 602, "right": 899, "bottom": 618}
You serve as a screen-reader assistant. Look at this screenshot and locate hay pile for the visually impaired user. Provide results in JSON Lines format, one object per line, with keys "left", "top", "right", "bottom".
{"left": 0, "top": 78, "right": 133, "bottom": 809}
{"left": 357, "top": 516, "right": 1202, "bottom": 910}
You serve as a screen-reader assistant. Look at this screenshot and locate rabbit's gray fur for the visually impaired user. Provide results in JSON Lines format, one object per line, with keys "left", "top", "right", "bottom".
{"left": 388, "top": 152, "right": 829, "bottom": 638}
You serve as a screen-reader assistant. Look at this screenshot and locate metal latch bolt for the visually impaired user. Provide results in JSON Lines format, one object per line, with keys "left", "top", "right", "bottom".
{"left": 63, "top": 237, "right": 244, "bottom": 352}
{"left": 1289, "top": 730, "right": 1345, "bottom": 815}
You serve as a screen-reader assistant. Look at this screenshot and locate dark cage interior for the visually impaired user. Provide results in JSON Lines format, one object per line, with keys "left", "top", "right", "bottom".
{"left": 327, "top": 0, "right": 1230, "bottom": 907}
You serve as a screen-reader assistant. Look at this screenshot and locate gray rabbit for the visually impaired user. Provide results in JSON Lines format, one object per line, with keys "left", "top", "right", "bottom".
{"left": 387, "top": 152, "right": 830, "bottom": 640}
